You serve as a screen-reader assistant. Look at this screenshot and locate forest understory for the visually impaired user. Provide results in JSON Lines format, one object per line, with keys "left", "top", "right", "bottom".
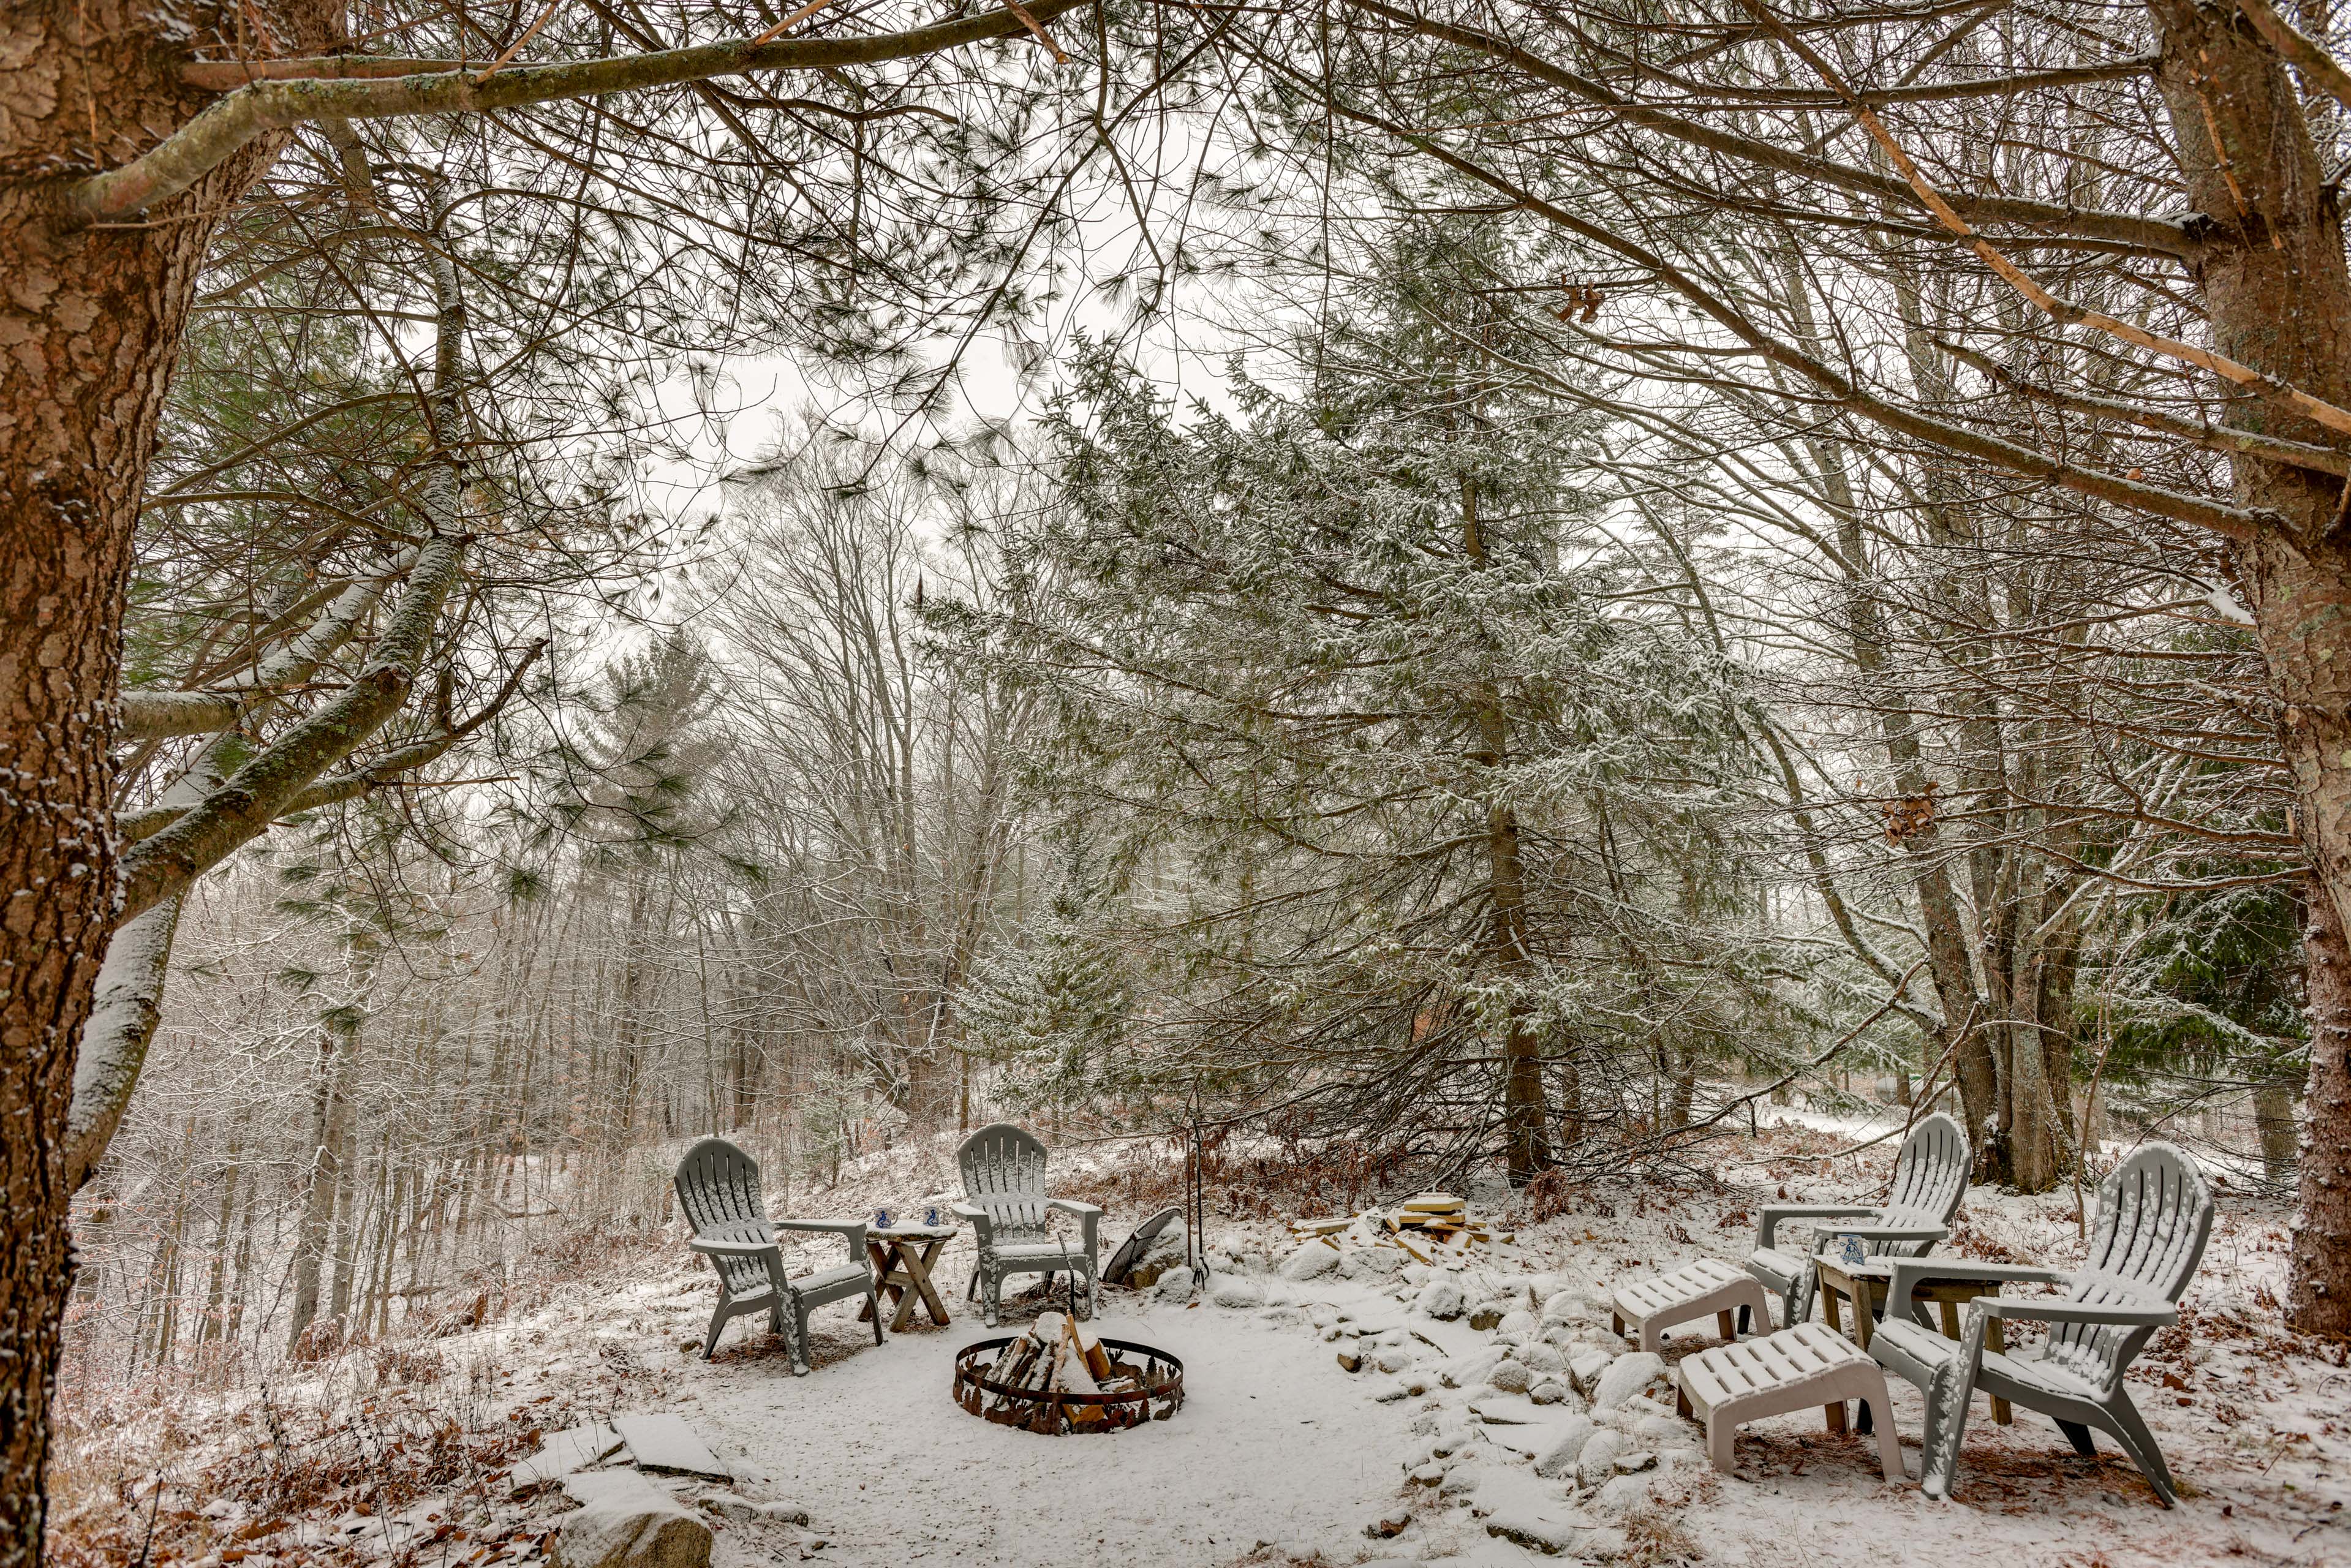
{"left": 44, "top": 1117, "right": 2350, "bottom": 1568}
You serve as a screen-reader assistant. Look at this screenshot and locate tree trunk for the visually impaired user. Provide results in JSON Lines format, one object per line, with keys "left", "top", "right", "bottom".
{"left": 200, "top": 1110, "right": 246, "bottom": 1346}
{"left": 1776, "top": 266, "right": 1999, "bottom": 1175}
{"left": 2255, "top": 1079, "right": 2299, "bottom": 1186}
{"left": 1463, "top": 477, "right": 1548, "bottom": 1185}
{"left": 0, "top": 0, "right": 374, "bottom": 1531}
{"left": 289, "top": 964, "right": 369, "bottom": 1354}
{"left": 2142, "top": 0, "right": 2351, "bottom": 1330}
{"left": 2291, "top": 878, "right": 2351, "bottom": 1334}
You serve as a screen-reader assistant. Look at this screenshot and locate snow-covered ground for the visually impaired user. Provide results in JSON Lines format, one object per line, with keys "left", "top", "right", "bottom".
{"left": 49, "top": 1124, "right": 2351, "bottom": 1568}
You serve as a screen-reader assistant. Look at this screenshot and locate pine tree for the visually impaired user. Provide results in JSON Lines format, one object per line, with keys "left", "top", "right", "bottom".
{"left": 938, "top": 221, "right": 1777, "bottom": 1182}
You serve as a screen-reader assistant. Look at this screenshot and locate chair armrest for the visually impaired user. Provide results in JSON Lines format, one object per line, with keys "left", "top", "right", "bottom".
{"left": 1047, "top": 1197, "right": 1102, "bottom": 1254}
{"left": 775, "top": 1217, "right": 867, "bottom": 1265}
{"left": 1840, "top": 1224, "right": 1948, "bottom": 1245}
{"left": 1970, "top": 1297, "right": 2176, "bottom": 1328}
{"left": 1755, "top": 1205, "right": 1877, "bottom": 1250}
{"left": 690, "top": 1238, "right": 782, "bottom": 1257}
{"left": 951, "top": 1202, "right": 995, "bottom": 1247}
{"left": 1885, "top": 1257, "right": 2064, "bottom": 1327}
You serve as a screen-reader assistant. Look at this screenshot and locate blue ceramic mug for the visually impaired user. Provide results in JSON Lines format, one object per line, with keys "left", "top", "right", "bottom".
{"left": 874, "top": 1207, "right": 892, "bottom": 1230}
{"left": 1833, "top": 1233, "right": 1868, "bottom": 1269}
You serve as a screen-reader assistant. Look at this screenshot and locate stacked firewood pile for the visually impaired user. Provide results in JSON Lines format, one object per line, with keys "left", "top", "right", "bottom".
{"left": 1289, "top": 1191, "right": 1508, "bottom": 1263}
{"left": 973, "top": 1312, "right": 1173, "bottom": 1433}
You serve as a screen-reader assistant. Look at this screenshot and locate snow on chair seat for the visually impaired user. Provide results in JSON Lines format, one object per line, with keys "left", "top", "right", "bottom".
{"left": 1609, "top": 1257, "right": 1772, "bottom": 1351}
{"left": 1675, "top": 1322, "right": 1906, "bottom": 1483}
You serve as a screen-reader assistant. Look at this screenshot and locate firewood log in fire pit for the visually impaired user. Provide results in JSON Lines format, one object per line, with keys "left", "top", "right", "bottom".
{"left": 954, "top": 1314, "right": 1183, "bottom": 1433}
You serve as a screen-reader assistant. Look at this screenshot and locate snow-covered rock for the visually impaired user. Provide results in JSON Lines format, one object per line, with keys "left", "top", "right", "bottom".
{"left": 1432, "top": 1423, "right": 1481, "bottom": 1457}
{"left": 1279, "top": 1242, "right": 1341, "bottom": 1281}
{"left": 1542, "top": 1290, "right": 1599, "bottom": 1325}
{"left": 1373, "top": 1345, "right": 1414, "bottom": 1375}
{"left": 554, "top": 1471, "right": 711, "bottom": 1568}
{"left": 511, "top": 1423, "right": 623, "bottom": 1492}
{"left": 1153, "top": 1266, "right": 1198, "bottom": 1302}
{"left": 1416, "top": 1280, "right": 1466, "bottom": 1320}
{"left": 1533, "top": 1415, "right": 1598, "bottom": 1479}
{"left": 1528, "top": 1379, "right": 1571, "bottom": 1406}
{"left": 1338, "top": 1247, "right": 1402, "bottom": 1280}
{"left": 1472, "top": 1469, "right": 1621, "bottom": 1559}
{"left": 1496, "top": 1310, "right": 1538, "bottom": 1341}
{"left": 1589, "top": 1471, "right": 1664, "bottom": 1518}
{"left": 1577, "top": 1428, "right": 1629, "bottom": 1488}
{"left": 1210, "top": 1276, "right": 1266, "bottom": 1310}
{"left": 1568, "top": 1350, "right": 1613, "bottom": 1395}
{"left": 1514, "top": 1342, "right": 1566, "bottom": 1376}
{"left": 1484, "top": 1360, "right": 1533, "bottom": 1394}
{"left": 698, "top": 1497, "right": 809, "bottom": 1527}
{"left": 1631, "top": 1413, "right": 1699, "bottom": 1450}
{"left": 1591, "top": 1352, "right": 1669, "bottom": 1409}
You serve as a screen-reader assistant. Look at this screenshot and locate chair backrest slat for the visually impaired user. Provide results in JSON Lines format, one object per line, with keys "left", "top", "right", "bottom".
{"left": 2046, "top": 1142, "right": 2211, "bottom": 1389}
{"left": 959, "top": 1123, "right": 1052, "bottom": 1242}
{"left": 1874, "top": 1112, "right": 1971, "bottom": 1254}
{"left": 675, "top": 1138, "right": 774, "bottom": 1297}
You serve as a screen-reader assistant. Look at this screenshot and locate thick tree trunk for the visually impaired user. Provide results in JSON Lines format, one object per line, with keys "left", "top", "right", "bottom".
{"left": 2143, "top": 0, "right": 2351, "bottom": 1330}
{"left": 0, "top": 1, "right": 337, "bottom": 1550}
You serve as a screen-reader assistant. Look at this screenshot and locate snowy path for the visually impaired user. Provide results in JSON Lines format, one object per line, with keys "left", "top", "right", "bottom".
{"left": 677, "top": 1297, "right": 1420, "bottom": 1567}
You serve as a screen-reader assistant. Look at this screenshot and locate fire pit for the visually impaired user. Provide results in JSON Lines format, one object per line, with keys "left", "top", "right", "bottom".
{"left": 952, "top": 1311, "right": 1184, "bottom": 1434}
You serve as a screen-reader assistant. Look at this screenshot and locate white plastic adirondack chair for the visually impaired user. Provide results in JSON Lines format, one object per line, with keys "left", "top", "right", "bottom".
{"left": 953, "top": 1123, "right": 1102, "bottom": 1326}
{"left": 1869, "top": 1142, "right": 2213, "bottom": 1505}
{"left": 1745, "top": 1112, "right": 1972, "bottom": 1329}
{"left": 673, "top": 1138, "right": 881, "bottom": 1374}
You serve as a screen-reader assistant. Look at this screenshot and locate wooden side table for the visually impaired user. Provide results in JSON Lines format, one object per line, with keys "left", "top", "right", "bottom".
{"left": 861, "top": 1226, "right": 956, "bottom": 1332}
{"left": 1815, "top": 1256, "right": 2012, "bottom": 1427}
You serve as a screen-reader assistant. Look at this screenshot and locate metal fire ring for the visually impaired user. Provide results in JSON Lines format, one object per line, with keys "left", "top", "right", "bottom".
{"left": 951, "top": 1335, "right": 1186, "bottom": 1433}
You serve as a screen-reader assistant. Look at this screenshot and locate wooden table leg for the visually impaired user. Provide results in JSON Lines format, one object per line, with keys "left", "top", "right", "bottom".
{"left": 899, "top": 1240, "right": 953, "bottom": 1329}
{"left": 1938, "top": 1299, "right": 1963, "bottom": 1339}
{"left": 1819, "top": 1281, "right": 1849, "bottom": 1432}
{"left": 885, "top": 1246, "right": 923, "bottom": 1332}
{"left": 859, "top": 1240, "right": 896, "bottom": 1323}
{"left": 1985, "top": 1316, "right": 2012, "bottom": 1425}
{"left": 1851, "top": 1281, "right": 1882, "bottom": 1435}
{"left": 1716, "top": 1309, "right": 1736, "bottom": 1340}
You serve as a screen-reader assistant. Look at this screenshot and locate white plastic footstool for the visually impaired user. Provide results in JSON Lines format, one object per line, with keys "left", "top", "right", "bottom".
{"left": 1675, "top": 1322, "right": 1906, "bottom": 1482}
{"left": 1608, "top": 1257, "right": 1772, "bottom": 1351}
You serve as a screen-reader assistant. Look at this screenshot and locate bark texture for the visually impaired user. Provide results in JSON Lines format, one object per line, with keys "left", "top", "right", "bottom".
{"left": 2143, "top": 0, "right": 2351, "bottom": 1327}
{"left": 2292, "top": 880, "right": 2351, "bottom": 1334}
{"left": 1, "top": 1, "right": 337, "bottom": 1555}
